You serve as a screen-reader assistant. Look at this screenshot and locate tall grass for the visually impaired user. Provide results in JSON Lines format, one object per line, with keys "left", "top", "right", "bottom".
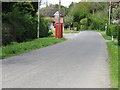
{"left": 63, "top": 30, "right": 80, "bottom": 33}
{"left": 49, "top": 30, "right": 80, "bottom": 34}
{"left": 107, "top": 42, "right": 118, "bottom": 88}
{"left": 2, "top": 37, "right": 66, "bottom": 59}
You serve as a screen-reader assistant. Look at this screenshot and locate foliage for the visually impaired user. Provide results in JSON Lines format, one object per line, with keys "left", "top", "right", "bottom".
{"left": 2, "top": 2, "right": 16, "bottom": 13}
{"left": 65, "top": 2, "right": 109, "bottom": 30}
{"left": 89, "top": 10, "right": 108, "bottom": 30}
{"left": 106, "top": 24, "right": 119, "bottom": 38}
{"left": 80, "top": 18, "right": 88, "bottom": 30}
{"left": 13, "top": 2, "right": 35, "bottom": 14}
{"left": 72, "top": 2, "right": 89, "bottom": 22}
{"left": 80, "top": 18, "right": 88, "bottom": 25}
{"left": 2, "top": 8, "right": 37, "bottom": 45}
{"left": 73, "top": 22, "right": 80, "bottom": 31}
{"left": 2, "top": 2, "right": 51, "bottom": 46}
{"left": 39, "top": 17, "right": 50, "bottom": 37}
{"left": 112, "top": 2, "right": 120, "bottom": 21}
{"left": 110, "top": 25, "right": 118, "bottom": 38}
{"left": 2, "top": 37, "right": 67, "bottom": 58}
{"left": 2, "top": 2, "right": 38, "bottom": 16}
{"left": 64, "top": 15, "right": 74, "bottom": 28}
{"left": 100, "top": 31, "right": 112, "bottom": 40}
{"left": 89, "top": 2, "right": 109, "bottom": 14}
{"left": 73, "top": 22, "right": 78, "bottom": 27}
{"left": 107, "top": 42, "right": 118, "bottom": 88}
{"left": 118, "top": 26, "right": 120, "bottom": 46}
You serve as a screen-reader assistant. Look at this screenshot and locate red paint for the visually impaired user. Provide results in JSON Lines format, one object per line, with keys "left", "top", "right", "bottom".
{"left": 55, "top": 23, "right": 63, "bottom": 38}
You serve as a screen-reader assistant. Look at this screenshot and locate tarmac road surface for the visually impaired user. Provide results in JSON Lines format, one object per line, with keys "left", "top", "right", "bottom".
{"left": 2, "top": 31, "right": 111, "bottom": 88}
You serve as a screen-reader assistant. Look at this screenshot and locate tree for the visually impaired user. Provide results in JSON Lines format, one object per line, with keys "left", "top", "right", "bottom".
{"left": 80, "top": 18, "right": 88, "bottom": 25}
{"left": 13, "top": 2, "right": 35, "bottom": 15}
{"left": 2, "top": 2, "right": 16, "bottom": 13}
{"left": 72, "top": 2, "right": 90, "bottom": 22}
{"left": 2, "top": 2, "right": 50, "bottom": 45}
{"left": 64, "top": 15, "right": 74, "bottom": 29}
{"left": 2, "top": 2, "right": 38, "bottom": 16}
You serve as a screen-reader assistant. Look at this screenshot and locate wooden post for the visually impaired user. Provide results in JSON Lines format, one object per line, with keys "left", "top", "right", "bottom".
{"left": 58, "top": 0, "right": 61, "bottom": 38}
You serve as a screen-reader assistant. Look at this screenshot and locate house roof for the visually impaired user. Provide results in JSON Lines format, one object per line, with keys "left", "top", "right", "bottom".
{"left": 39, "top": 8, "right": 65, "bottom": 17}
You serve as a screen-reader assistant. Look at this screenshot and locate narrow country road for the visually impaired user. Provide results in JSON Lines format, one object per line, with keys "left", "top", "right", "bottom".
{"left": 2, "top": 31, "right": 111, "bottom": 88}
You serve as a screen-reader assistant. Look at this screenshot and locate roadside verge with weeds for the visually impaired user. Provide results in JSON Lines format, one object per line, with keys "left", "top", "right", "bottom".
{"left": 63, "top": 30, "right": 80, "bottom": 33}
{"left": 98, "top": 30, "right": 118, "bottom": 88}
{"left": 49, "top": 30, "right": 80, "bottom": 34}
{"left": 2, "top": 37, "right": 67, "bottom": 59}
{"left": 107, "top": 41, "right": 118, "bottom": 88}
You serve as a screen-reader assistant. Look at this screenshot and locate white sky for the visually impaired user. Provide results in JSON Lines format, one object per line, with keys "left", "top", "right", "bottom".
{"left": 41, "top": 0, "right": 81, "bottom": 7}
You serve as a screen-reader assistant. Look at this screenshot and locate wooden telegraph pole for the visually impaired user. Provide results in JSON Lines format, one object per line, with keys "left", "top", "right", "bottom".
{"left": 108, "top": 1, "right": 114, "bottom": 41}
{"left": 58, "top": 0, "right": 61, "bottom": 38}
{"left": 37, "top": 0, "right": 40, "bottom": 38}
{"left": 109, "top": 1, "right": 111, "bottom": 25}
{"left": 37, "top": 0, "right": 43, "bottom": 38}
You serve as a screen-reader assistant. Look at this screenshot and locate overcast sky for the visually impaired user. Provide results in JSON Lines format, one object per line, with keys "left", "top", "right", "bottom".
{"left": 41, "top": 0, "right": 81, "bottom": 7}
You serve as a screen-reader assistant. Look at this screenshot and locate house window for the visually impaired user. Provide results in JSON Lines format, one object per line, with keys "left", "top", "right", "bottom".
{"left": 54, "top": 11, "right": 59, "bottom": 19}
{"left": 54, "top": 15, "right": 59, "bottom": 18}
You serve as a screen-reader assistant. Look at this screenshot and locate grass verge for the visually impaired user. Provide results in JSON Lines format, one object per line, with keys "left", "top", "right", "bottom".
{"left": 96, "top": 30, "right": 118, "bottom": 88}
{"left": 101, "top": 32, "right": 112, "bottom": 40}
{"left": 2, "top": 37, "right": 67, "bottom": 59}
{"left": 95, "top": 30, "right": 118, "bottom": 41}
{"left": 107, "top": 42, "right": 118, "bottom": 88}
{"left": 63, "top": 30, "right": 80, "bottom": 33}
{"left": 95, "top": 30, "right": 112, "bottom": 40}
{"left": 49, "top": 30, "right": 80, "bottom": 34}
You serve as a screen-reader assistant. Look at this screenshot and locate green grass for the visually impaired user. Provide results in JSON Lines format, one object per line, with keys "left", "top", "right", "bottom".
{"left": 49, "top": 30, "right": 80, "bottom": 34}
{"left": 101, "top": 31, "right": 112, "bottom": 40}
{"left": 95, "top": 30, "right": 118, "bottom": 88}
{"left": 0, "top": 47, "right": 2, "bottom": 59}
{"left": 107, "top": 42, "right": 118, "bottom": 88}
{"left": 63, "top": 30, "right": 80, "bottom": 33}
{"left": 95, "top": 30, "right": 118, "bottom": 41}
{"left": 95, "top": 30, "right": 112, "bottom": 40}
{"left": 2, "top": 37, "right": 67, "bottom": 59}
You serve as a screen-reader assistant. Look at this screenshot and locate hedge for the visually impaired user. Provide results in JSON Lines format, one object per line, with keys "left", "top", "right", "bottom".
{"left": 2, "top": 8, "right": 50, "bottom": 46}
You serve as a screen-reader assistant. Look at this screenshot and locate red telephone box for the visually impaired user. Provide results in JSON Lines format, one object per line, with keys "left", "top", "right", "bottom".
{"left": 55, "top": 23, "right": 63, "bottom": 38}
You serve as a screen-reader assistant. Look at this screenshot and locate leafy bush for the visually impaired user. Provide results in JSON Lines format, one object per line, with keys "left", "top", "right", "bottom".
{"left": 110, "top": 25, "right": 118, "bottom": 38}
{"left": 80, "top": 25, "right": 86, "bottom": 30}
{"left": 106, "top": 25, "right": 111, "bottom": 36}
{"left": 73, "top": 22, "right": 78, "bottom": 27}
{"left": 88, "top": 10, "right": 108, "bottom": 31}
{"left": 2, "top": 8, "right": 37, "bottom": 45}
{"left": 2, "top": 8, "right": 50, "bottom": 45}
{"left": 88, "top": 24, "right": 94, "bottom": 30}
{"left": 73, "top": 22, "right": 80, "bottom": 31}
{"left": 77, "top": 24, "right": 80, "bottom": 31}
{"left": 39, "top": 17, "right": 50, "bottom": 37}
{"left": 106, "top": 24, "right": 119, "bottom": 38}
{"left": 80, "top": 18, "right": 88, "bottom": 25}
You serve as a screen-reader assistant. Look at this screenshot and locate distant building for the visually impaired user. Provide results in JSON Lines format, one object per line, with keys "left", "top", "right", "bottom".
{"left": 39, "top": 8, "right": 65, "bottom": 30}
